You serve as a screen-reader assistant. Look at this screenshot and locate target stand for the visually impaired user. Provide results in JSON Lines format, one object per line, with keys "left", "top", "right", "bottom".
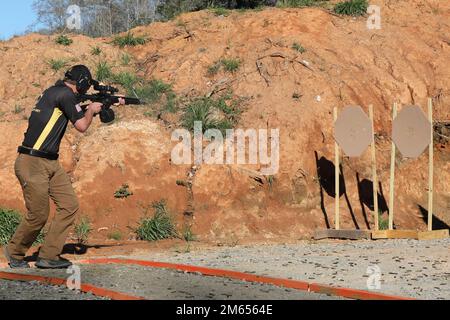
{"left": 314, "top": 105, "right": 376, "bottom": 241}
{"left": 372, "top": 100, "right": 449, "bottom": 241}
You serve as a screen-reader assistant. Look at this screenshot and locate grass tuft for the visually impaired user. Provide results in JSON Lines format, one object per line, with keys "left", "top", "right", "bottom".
{"left": 136, "top": 200, "right": 178, "bottom": 242}
{"left": 107, "top": 231, "right": 123, "bottom": 241}
{"left": 378, "top": 211, "right": 389, "bottom": 231}
{"left": 91, "top": 46, "right": 102, "bottom": 56}
{"left": 96, "top": 61, "right": 113, "bottom": 82}
{"left": 181, "top": 95, "right": 241, "bottom": 134}
{"left": 221, "top": 58, "right": 241, "bottom": 73}
{"left": 55, "top": 34, "right": 73, "bottom": 46}
{"left": 113, "top": 33, "right": 147, "bottom": 48}
{"left": 74, "top": 217, "right": 92, "bottom": 244}
{"left": 333, "top": 0, "right": 368, "bottom": 16}
{"left": 292, "top": 42, "right": 306, "bottom": 53}
{"left": 134, "top": 79, "right": 172, "bottom": 104}
{"left": 48, "top": 59, "right": 68, "bottom": 72}
{"left": 114, "top": 184, "right": 133, "bottom": 199}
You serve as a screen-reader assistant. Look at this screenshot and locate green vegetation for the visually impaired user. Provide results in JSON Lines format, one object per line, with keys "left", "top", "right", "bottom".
{"left": 55, "top": 34, "right": 73, "bottom": 46}
{"left": 266, "top": 175, "right": 275, "bottom": 191}
{"left": 13, "top": 105, "right": 25, "bottom": 114}
{"left": 48, "top": 58, "right": 68, "bottom": 72}
{"left": 221, "top": 58, "right": 241, "bottom": 73}
{"left": 207, "top": 58, "right": 241, "bottom": 76}
{"left": 134, "top": 79, "right": 172, "bottom": 104}
{"left": 120, "top": 53, "right": 132, "bottom": 66}
{"left": 92, "top": 60, "right": 177, "bottom": 115}
{"left": 95, "top": 61, "right": 113, "bottom": 82}
{"left": 113, "top": 32, "right": 147, "bottom": 48}
{"left": 378, "top": 211, "right": 389, "bottom": 231}
{"left": 91, "top": 46, "right": 102, "bottom": 56}
{"left": 114, "top": 184, "right": 133, "bottom": 199}
{"left": 292, "top": 42, "right": 306, "bottom": 53}
{"left": 333, "top": 0, "right": 368, "bottom": 16}
{"left": 107, "top": 231, "right": 123, "bottom": 241}
{"left": 211, "top": 7, "right": 231, "bottom": 16}
{"left": 112, "top": 72, "right": 139, "bottom": 93}
{"left": 277, "top": 0, "right": 328, "bottom": 7}
{"left": 181, "top": 94, "right": 242, "bottom": 134}
{"left": 136, "top": 200, "right": 178, "bottom": 242}
{"left": 74, "top": 217, "right": 92, "bottom": 244}
{"left": 207, "top": 61, "right": 222, "bottom": 76}
{"left": 0, "top": 209, "right": 44, "bottom": 245}
{"left": 182, "top": 225, "right": 197, "bottom": 242}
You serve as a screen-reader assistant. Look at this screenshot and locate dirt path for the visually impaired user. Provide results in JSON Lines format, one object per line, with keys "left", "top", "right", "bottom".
{"left": 0, "top": 279, "right": 107, "bottom": 300}
{"left": 3, "top": 265, "right": 342, "bottom": 300}
{"left": 118, "top": 239, "right": 450, "bottom": 300}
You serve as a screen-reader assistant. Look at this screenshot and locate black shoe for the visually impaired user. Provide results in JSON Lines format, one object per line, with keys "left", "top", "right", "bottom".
{"left": 35, "top": 257, "right": 73, "bottom": 269}
{"left": 3, "top": 246, "right": 30, "bottom": 269}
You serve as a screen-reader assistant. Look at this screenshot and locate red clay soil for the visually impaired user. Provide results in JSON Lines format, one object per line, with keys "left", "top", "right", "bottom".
{"left": 0, "top": 1, "right": 449, "bottom": 245}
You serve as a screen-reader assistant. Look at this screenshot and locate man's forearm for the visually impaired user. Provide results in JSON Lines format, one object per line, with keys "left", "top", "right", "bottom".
{"left": 83, "top": 108, "right": 95, "bottom": 128}
{"left": 74, "top": 107, "right": 97, "bottom": 133}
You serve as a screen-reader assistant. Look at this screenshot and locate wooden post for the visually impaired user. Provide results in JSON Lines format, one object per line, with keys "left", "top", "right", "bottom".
{"left": 334, "top": 107, "right": 340, "bottom": 230}
{"left": 369, "top": 105, "right": 379, "bottom": 231}
{"left": 428, "top": 98, "right": 434, "bottom": 231}
{"left": 388, "top": 103, "right": 398, "bottom": 230}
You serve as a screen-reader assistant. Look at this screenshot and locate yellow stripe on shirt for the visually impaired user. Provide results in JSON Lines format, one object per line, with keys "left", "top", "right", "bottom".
{"left": 33, "top": 107, "right": 63, "bottom": 150}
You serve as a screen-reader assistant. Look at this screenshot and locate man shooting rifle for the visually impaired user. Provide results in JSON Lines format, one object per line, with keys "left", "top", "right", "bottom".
{"left": 3, "top": 65, "right": 127, "bottom": 269}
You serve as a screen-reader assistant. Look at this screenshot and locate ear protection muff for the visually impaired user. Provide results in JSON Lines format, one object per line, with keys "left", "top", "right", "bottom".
{"left": 65, "top": 65, "right": 92, "bottom": 95}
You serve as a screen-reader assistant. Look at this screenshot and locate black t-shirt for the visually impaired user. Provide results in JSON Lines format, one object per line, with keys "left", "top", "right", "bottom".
{"left": 22, "top": 80, "right": 84, "bottom": 154}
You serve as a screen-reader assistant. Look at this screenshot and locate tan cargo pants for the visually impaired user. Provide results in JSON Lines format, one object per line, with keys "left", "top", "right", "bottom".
{"left": 7, "top": 154, "right": 79, "bottom": 260}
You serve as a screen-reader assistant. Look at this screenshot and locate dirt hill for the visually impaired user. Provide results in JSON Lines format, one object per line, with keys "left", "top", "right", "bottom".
{"left": 0, "top": 0, "right": 449, "bottom": 243}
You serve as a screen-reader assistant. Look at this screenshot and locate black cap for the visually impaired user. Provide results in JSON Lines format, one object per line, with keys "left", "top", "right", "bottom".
{"left": 65, "top": 65, "right": 92, "bottom": 94}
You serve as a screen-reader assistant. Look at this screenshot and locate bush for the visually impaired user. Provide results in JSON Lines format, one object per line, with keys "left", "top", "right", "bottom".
{"left": 112, "top": 72, "right": 139, "bottom": 93}
{"left": 134, "top": 79, "right": 172, "bottom": 104}
{"left": 55, "top": 34, "right": 73, "bottom": 46}
{"left": 113, "top": 33, "right": 147, "bottom": 48}
{"left": 0, "top": 209, "right": 45, "bottom": 245}
{"left": 136, "top": 200, "right": 178, "bottom": 242}
{"left": 333, "top": 0, "right": 368, "bottom": 16}
{"left": 221, "top": 58, "right": 241, "bottom": 73}
{"left": 181, "top": 95, "right": 241, "bottom": 133}
{"left": 114, "top": 184, "right": 133, "bottom": 199}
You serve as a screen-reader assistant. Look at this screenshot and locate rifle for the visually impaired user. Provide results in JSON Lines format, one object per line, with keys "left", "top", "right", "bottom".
{"left": 77, "top": 80, "right": 141, "bottom": 123}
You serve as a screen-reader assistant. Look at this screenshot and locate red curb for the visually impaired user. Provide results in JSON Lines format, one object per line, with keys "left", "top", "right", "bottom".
{"left": 0, "top": 271, "right": 145, "bottom": 300}
{"left": 78, "top": 258, "right": 414, "bottom": 300}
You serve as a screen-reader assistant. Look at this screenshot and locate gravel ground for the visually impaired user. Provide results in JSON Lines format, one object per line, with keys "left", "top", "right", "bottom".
{"left": 0, "top": 279, "right": 107, "bottom": 300}
{"left": 119, "top": 239, "right": 450, "bottom": 300}
{"left": 3, "top": 265, "right": 344, "bottom": 300}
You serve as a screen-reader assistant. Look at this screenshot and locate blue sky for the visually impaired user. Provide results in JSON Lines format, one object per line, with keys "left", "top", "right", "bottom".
{"left": 0, "top": 1, "right": 39, "bottom": 40}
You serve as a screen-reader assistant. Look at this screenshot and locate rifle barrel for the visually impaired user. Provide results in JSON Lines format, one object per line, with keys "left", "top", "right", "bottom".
{"left": 78, "top": 94, "right": 141, "bottom": 105}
